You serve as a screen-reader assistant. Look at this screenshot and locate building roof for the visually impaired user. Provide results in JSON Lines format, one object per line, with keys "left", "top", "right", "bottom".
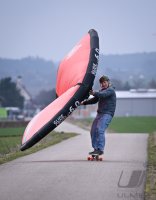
{"left": 116, "top": 89, "right": 156, "bottom": 99}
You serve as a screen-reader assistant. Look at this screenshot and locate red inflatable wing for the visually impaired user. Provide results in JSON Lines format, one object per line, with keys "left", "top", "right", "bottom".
{"left": 21, "top": 29, "right": 99, "bottom": 151}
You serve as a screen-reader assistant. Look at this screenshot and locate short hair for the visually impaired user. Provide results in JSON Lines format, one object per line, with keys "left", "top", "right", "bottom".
{"left": 99, "top": 75, "right": 110, "bottom": 83}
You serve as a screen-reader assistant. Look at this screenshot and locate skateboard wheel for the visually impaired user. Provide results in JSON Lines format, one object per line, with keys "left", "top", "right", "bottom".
{"left": 87, "top": 157, "right": 91, "bottom": 161}
{"left": 99, "top": 158, "right": 103, "bottom": 161}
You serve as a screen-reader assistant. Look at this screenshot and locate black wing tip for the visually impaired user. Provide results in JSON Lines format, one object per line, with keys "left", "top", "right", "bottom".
{"left": 20, "top": 146, "right": 25, "bottom": 151}
{"left": 88, "top": 29, "right": 98, "bottom": 35}
{"left": 88, "top": 29, "right": 99, "bottom": 49}
{"left": 20, "top": 144, "right": 27, "bottom": 151}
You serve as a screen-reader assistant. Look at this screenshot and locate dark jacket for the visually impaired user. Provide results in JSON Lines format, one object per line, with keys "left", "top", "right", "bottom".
{"left": 83, "top": 86, "right": 116, "bottom": 117}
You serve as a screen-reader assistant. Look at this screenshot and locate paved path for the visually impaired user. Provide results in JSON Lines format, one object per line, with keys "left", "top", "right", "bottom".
{"left": 0, "top": 121, "right": 148, "bottom": 200}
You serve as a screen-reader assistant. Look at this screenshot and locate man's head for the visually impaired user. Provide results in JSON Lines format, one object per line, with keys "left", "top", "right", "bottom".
{"left": 99, "top": 75, "right": 110, "bottom": 89}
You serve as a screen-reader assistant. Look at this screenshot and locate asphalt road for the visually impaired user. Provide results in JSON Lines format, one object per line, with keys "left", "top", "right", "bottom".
{"left": 0, "top": 121, "right": 148, "bottom": 200}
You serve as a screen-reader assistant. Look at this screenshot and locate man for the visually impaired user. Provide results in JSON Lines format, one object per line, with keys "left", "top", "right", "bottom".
{"left": 81, "top": 75, "right": 116, "bottom": 155}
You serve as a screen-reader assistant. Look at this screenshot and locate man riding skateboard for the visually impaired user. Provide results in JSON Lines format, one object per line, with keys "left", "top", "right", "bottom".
{"left": 81, "top": 75, "right": 116, "bottom": 156}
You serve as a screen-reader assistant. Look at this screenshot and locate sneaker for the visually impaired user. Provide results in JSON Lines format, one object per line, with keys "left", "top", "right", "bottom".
{"left": 89, "top": 149, "right": 99, "bottom": 155}
{"left": 97, "top": 149, "right": 104, "bottom": 155}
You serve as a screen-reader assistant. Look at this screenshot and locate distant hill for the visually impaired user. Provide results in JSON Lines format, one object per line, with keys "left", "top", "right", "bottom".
{"left": 0, "top": 57, "right": 58, "bottom": 96}
{"left": 97, "top": 52, "right": 156, "bottom": 82}
{"left": 0, "top": 52, "right": 156, "bottom": 96}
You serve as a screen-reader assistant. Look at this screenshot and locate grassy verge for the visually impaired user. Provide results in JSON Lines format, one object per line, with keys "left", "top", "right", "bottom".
{"left": 0, "top": 127, "right": 77, "bottom": 164}
{"left": 145, "top": 133, "right": 156, "bottom": 200}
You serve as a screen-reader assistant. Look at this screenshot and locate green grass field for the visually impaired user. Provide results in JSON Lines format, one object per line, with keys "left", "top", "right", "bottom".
{"left": 0, "top": 127, "right": 77, "bottom": 164}
{"left": 109, "top": 116, "right": 156, "bottom": 133}
{"left": 0, "top": 127, "right": 25, "bottom": 137}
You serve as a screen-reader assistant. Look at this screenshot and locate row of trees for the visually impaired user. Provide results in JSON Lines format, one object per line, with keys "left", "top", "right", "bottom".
{"left": 94, "top": 78, "right": 156, "bottom": 90}
{"left": 0, "top": 77, "right": 56, "bottom": 109}
{"left": 34, "top": 89, "right": 56, "bottom": 107}
{"left": 112, "top": 78, "right": 156, "bottom": 90}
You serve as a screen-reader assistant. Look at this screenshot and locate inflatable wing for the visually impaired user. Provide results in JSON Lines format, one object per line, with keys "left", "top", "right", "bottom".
{"left": 20, "top": 29, "right": 99, "bottom": 151}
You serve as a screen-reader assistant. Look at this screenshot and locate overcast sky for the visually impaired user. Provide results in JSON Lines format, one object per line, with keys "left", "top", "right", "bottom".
{"left": 0, "top": 0, "right": 156, "bottom": 61}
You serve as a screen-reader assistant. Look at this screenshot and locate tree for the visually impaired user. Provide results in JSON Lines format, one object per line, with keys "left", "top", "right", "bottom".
{"left": 111, "top": 78, "right": 124, "bottom": 90}
{"left": 148, "top": 79, "right": 156, "bottom": 88}
{"left": 0, "top": 77, "right": 24, "bottom": 108}
{"left": 34, "top": 89, "right": 56, "bottom": 107}
{"left": 123, "top": 81, "right": 131, "bottom": 90}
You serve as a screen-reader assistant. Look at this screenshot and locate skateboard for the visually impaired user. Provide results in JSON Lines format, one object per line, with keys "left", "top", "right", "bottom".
{"left": 87, "top": 154, "right": 103, "bottom": 161}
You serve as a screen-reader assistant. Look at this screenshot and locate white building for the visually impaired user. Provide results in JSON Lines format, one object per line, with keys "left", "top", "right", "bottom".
{"left": 116, "top": 89, "right": 156, "bottom": 116}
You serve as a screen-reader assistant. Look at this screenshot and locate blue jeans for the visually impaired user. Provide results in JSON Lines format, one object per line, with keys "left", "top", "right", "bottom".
{"left": 90, "top": 113, "right": 112, "bottom": 151}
